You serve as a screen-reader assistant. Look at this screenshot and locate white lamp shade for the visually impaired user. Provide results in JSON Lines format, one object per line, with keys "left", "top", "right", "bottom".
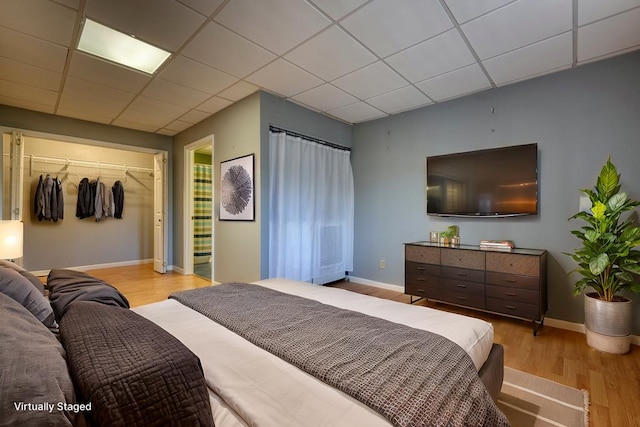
{"left": 0, "top": 221, "right": 23, "bottom": 260}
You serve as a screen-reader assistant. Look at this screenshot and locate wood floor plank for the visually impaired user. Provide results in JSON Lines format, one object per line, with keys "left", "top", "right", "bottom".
{"left": 82, "top": 266, "right": 640, "bottom": 427}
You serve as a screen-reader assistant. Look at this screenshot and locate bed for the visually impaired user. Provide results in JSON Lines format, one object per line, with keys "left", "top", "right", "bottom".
{"left": 1, "top": 266, "right": 509, "bottom": 427}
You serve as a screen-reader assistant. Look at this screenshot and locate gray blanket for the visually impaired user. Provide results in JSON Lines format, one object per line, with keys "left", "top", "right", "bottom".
{"left": 171, "top": 283, "right": 510, "bottom": 427}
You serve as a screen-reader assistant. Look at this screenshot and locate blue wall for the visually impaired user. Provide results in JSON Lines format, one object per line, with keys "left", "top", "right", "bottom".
{"left": 351, "top": 51, "right": 640, "bottom": 332}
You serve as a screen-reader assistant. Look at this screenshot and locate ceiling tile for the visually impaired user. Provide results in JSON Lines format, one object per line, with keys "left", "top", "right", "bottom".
{"left": 214, "top": 0, "right": 331, "bottom": 55}
{"left": 63, "top": 77, "right": 135, "bottom": 108}
{"left": 127, "top": 96, "right": 189, "bottom": 119}
{"left": 462, "top": 0, "right": 573, "bottom": 59}
{"left": 341, "top": 0, "right": 453, "bottom": 58}
{"left": 0, "top": 27, "right": 68, "bottom": 72}
{"left": 142, "top": 79, "right": 211, "bottom": 109}
{"left": 0, "top": 0, "right": 76, "bottom": 46}
{"left": 415, "top": 64, "right": 491, "bottom": 101}
{"left": 114, "top": 108, "right": 172, "bottom": 130}
{"left": 0, "top": 79, "right": 58, "bottom": 106}
{"left": 386, "top": 29, "right": 476, "bottom": 83}
{"left": 58, "top": 92, "right": 125, "bottom": 118}
{"left": 444, "top": 0, "right": 512, "bottom": 24}
{"left": 332, "top": 61, "right": 407, "bottom": 99}
{"left": 196, "top": 96, "right": 233, "bottom": 114}
{"left": 326, "top": 101, "right": 387, "bottom": 123}
{"left": 578, "top": 0, "right": 640, "bottom": 25}
{"left": 67, "top": 52, "right": 150, "bottom": 93}
{"left": 162, "top": 118, "right": 194, "bottom": 133}
{"left": 578, "top": 8, "right": 640, "bottom": 62}
{"left": 292, "top": 84, "right": 359, "bottom": 111}
{"left": 0, "top": 57, "right": 62, "bottom": 91}
{"left": 182, "top": 22, "right": 276, "bottom": 78}
{"left": 56, "top": 108, "right": 114, "bottom": 125}
{"left": 217, "top": 81, "right": 260, "bottom": 101}
{"left": 51, "top": 0, "right": 80, "bottom": 9}
{"left": 484, "top": 32, "right": 573, "bottom": 85}
{"left": 309, "top": 0, "right": 369, "bottom": 20}
{"left": 285, "top": 26, "right": 376, "bottom": 81}
{"left": 159, "top": 55, "right": 238, "bottom": 94}
{"left": 85, "top": 0, "right": 206, "bottom": 51}
{"left": 366, "top": 85, "right": 432, "bottom": 114}
{"left": 179, "top": 109, "right": 211, "bottom": 124}
{"left": 177, "top": 0, "right": 225, "bottom": 17}
{"left": 0, "top": 96, "right": 55, "bottom": 114}
{"left": 246, "top": 59, "right": 323, "bottom": 97}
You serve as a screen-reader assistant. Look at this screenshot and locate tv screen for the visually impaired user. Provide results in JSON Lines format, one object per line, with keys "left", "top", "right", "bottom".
{"left": 426, "top": 143, "right": 538, "bottom": 217}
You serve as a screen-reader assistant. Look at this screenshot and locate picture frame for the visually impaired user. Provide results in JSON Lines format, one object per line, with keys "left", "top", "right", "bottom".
{"left": 219, "top": 153, "right": 255, "bottom": 221}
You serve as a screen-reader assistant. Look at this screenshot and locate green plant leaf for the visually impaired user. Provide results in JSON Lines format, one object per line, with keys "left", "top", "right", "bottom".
{"left": 589, "top": 253, "right": 609, "bottom": 275}
{"left": 607, "top": 192, "right": 626, "bottom": 211}
{"left": 596, "top": 158, "right": 620, "bottom": 199}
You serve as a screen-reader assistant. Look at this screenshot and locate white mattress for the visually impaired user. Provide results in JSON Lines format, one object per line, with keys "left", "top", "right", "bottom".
{"left": 134, "top": 278, "right": 494, "bottom": 427}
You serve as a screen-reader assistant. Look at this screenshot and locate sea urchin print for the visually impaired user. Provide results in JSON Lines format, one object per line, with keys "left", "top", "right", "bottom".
{"left": 221, "top": 165, "right": 252, "bottom": 215}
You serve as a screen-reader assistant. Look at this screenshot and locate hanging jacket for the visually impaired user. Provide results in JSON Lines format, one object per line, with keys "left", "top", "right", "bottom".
{"left": 53, "top": 177, "right": 64, "bottom": 221}
{"left": 112, "top": 181, "right": 124, "bottom": 219}
{"left": 95, "top": 180, "right": 106, "bottom": 222}
{"left": 76, "top": 178, "right": 93, "bottom": 219}
{"left": 34, "top": 175, "right": 45, "bottom": 221}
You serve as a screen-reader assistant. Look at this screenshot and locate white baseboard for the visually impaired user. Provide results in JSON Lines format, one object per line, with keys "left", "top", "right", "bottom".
{"left": 31, "top": 259, "right": 153, "bottom": 277}
{"left": 348, "top": 276, "right": 640, "bottom": 346}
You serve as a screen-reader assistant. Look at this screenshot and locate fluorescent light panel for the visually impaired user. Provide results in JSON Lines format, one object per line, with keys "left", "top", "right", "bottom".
{"left": 78, "top": 18, "right": 171, "bottom": 74}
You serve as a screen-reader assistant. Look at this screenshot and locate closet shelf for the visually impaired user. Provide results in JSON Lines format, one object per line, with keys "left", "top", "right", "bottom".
{"left": 24, "top": 154, "right": 153, "bottom": 174}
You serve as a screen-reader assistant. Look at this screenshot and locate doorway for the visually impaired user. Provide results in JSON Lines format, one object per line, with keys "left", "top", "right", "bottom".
{"left": 184, "top": 136, "right": 214, "bottom": 280}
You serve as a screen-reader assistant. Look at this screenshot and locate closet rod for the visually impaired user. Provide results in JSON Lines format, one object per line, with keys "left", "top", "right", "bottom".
{"left": 269, "top": 125, "right": 351, "bottom": 151}
{"left": 24, "top": 154, "right": 153, "bottom": 173}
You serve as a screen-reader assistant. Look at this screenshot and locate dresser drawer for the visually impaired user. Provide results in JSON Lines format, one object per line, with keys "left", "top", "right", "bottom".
{"left": 442, "top": 278, "right": 484, "bottom": 296}
{"left": 405, "top": 261, "right": 440, "bottom": 277}
{"left": 405, "top": 245, "right": 440, "bottom": 264}
{"left": 442, "top": 266, "right": 484, "bottom": 283}
{"left": 486, "top": 297, "right": 540, "bottom": 320}
{"left": 405, "top": 283, "right": 440, "bottom": 300}
{"left": 406, "top": 273, "right": 440, "bottom": 289}
{"left": 440, "top": 290, "right": 484, "bottom": 309}
{"left": 485, "top": 272, "right": 539, "bottom": 291}
{"left": 486, "top": 285, "right": 538, "bottom": 305}
{"left": 485, "top": 252, "right": 540, "bottom": 276}
{"left": 442, "top": 248, "right": 485, "bottom": 270}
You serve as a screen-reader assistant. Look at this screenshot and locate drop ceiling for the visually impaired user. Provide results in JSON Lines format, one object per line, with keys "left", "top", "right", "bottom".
{"left": 1, "top": 0, "right": 639, "bottom": 135}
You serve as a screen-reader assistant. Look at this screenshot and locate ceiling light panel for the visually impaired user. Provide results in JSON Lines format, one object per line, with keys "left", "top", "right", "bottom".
{"left": 78, "top": 19, "right": 171, "bottom": 74}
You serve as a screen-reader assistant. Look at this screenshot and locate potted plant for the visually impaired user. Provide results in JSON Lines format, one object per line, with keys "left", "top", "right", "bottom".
{"left": 567, "top": 157, "right": 640, "bottom": 354}
{"left": 439, "top": 226, "right": 458, "bottom": 245}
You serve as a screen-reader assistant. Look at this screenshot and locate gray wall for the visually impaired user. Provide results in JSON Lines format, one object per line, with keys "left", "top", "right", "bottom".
{"left": 173, "top": 93, "right": 261, "bottom": 283}
{"left": 351, "top": 51, "right": 640, "bottom": 333}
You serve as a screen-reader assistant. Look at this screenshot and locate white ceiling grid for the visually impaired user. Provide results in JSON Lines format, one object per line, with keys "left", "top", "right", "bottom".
{"left": 0, "top": 0, "right": 638, "bottom": 135}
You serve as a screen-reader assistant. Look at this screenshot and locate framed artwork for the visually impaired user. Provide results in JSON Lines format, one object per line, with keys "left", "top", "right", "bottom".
{"left": 219, "top": 153, "right": 255, "bottom": 221}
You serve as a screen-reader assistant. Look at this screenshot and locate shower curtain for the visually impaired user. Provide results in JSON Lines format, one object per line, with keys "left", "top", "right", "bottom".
{"left": 193, "top": 163, "right": 212, "bottom": 264}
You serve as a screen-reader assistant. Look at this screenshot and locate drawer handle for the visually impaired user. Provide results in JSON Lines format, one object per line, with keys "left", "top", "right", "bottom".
{"left": 505, "top": 279, "right": 516, "bottom": 283}
{"left": 417, "top": 278, "right": 426, "bottom": 282}
{"left": 505, "top": 305, "right": 517, "bottom": 310}
{"left": 417, "top": 289, "right": 425, "bottom": 294}
{"left": 456, "top": 296, "right": 467, "bottom": 301}
{"left": 456, "top": 284, "right": 467, "bottom": 288}
{"left": 505, "top": 292, "right": 517, "bottom": 296}
{"left": 456, "top": 272, "right": 467, "bottom": 277}
{"left": 417, "top": 267, "right": 426, "bottom": 271}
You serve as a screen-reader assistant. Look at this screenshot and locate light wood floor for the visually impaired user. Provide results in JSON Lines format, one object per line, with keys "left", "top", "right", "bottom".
{"left": 86, "top": 264, "right": 640, "bottom": 427}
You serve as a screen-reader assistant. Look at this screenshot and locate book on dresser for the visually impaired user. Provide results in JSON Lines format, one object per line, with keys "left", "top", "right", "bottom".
{"left": 404, "top": 241, "right": 547, "bottom": 335}
{"left": 479, "top": 240, "right": 514, "bottom": 251}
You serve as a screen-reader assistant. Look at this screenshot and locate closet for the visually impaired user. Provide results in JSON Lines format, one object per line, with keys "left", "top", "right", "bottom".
{"left": 2, "top": 133, "right": 156, "bottom": 272}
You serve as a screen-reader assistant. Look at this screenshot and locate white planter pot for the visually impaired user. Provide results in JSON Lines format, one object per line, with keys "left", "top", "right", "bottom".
{"left": 584, "top": 292, "right": 632, "bottom": 354}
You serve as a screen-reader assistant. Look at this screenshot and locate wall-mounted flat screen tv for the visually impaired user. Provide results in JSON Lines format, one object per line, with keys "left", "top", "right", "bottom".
{"left": 427, "top": 143, "right": 538, "bottom": 217}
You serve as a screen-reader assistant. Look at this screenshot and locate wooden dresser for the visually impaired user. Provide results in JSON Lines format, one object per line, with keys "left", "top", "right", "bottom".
{"left": 405, "top": 242, "right": 547, "bottom": 335}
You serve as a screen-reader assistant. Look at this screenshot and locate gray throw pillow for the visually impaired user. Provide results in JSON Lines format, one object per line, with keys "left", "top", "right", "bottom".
{"left": 0, "top": 259, "right": 45, "bottom": 295}
{"left": 0, "top": 266, "right": 57, "bottom": 331}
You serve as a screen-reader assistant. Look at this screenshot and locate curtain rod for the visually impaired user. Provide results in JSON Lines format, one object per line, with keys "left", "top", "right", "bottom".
{"left": 269, "top": 126, "right": 351, "bottom": 152}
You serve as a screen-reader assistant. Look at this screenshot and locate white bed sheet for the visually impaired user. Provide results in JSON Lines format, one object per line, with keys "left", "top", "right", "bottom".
{"left": 133, "top": 278, "right": 495, "bottom": 427}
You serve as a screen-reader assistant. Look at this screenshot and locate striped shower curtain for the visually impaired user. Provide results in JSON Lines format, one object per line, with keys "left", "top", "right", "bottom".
{"left": 193, "top": 164, "right": 212, "bottom": 264}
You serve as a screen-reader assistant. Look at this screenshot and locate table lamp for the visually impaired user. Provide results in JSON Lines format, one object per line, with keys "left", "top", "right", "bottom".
{"left": 0, "top": 220, "right": 23, "bottom": 261}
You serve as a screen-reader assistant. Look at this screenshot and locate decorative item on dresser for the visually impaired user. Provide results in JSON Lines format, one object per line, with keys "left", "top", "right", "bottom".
{"left": 405, "top": 241, "right": 548, "bottom": 335}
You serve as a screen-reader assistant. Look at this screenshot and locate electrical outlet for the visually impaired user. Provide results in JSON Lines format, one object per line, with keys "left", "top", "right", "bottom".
{"left": 379, "top": 259, "right": 386, "bottom": 269}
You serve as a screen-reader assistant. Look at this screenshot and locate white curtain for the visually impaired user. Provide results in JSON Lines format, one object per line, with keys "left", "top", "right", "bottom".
{"left": 269, "top": 131, "right": 354, "bottom": 283}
